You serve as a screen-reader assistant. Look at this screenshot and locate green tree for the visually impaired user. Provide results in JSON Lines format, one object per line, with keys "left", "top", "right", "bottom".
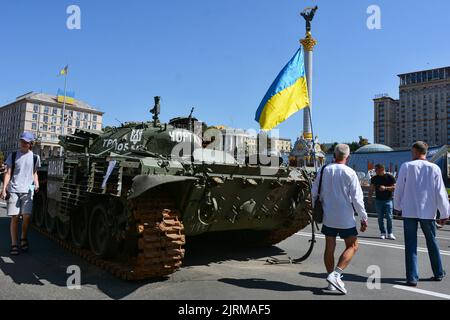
{"left": 325, "top": 137, "right": 370, "bottom": 154}
{"left": 326, "top": 142, "right": 339, "bottom": 154}
{"left": 359, "top": 136, "right": 369, "bottom": 147}
{"left": 320, "top": 144, "right": 329, "bottom": 153}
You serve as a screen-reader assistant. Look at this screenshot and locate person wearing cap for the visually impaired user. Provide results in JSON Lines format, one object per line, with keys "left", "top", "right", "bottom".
{"left": 394, "top": 141, "right": 449, "bottom": 287}
{"left": 0, "top": 132, "right": 41, "bottom": 256}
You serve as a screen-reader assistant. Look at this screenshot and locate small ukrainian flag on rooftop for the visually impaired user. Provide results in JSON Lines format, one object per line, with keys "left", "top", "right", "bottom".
{"left": 255, "top": 47, "right": 310, "bottom": 130}
{"left": 59, "top": 65, "right": 68, "bottom": 76}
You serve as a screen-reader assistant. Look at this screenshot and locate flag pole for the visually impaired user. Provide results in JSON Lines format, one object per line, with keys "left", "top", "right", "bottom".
{"left": 59, "top": 67, "right": 68, "bottom": 157}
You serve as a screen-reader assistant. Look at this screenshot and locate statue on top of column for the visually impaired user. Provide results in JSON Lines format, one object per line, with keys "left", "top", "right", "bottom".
{"left": 301, "top": 6, "right": 318, "bottom": 33}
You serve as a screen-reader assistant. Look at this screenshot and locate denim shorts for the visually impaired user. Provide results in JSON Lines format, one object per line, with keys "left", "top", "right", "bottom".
{"left": 322, "top": 225, "right": 358, "bottom": 239}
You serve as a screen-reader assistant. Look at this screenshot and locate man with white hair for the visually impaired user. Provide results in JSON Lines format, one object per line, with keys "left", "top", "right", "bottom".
{"left": 312, "top": 144, "right": 368, "bottom": 294}
{"left": 394, "top": 141, "right": 449, "bottom": 287}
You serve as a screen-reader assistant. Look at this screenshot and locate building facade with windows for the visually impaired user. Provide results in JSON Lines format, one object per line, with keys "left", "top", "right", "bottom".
{"left": 272, "top": 138, "right": 292, "bottom": 154}
{"left": 374, "top": 66, "right": 450, "bottom": 148}
{"left": 0, "top": 92, "right": 104, "bottom": 159}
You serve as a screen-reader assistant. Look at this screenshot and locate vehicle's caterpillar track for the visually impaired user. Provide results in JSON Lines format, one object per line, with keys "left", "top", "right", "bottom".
{"left": 32, "top": 193, "right": 186, "bottom": 281}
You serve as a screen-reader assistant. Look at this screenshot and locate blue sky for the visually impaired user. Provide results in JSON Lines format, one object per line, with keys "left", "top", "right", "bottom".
{"left": 0, "top": 0, "right": 449, "bottom": 143}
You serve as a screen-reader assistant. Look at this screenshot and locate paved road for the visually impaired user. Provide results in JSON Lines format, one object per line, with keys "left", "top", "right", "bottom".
{"left": 1, "top": 200, "right": 450, "bottom": 300}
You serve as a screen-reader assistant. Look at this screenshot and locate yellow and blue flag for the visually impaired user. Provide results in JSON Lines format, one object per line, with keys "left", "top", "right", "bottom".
{"left": 58, "top": 65, "right": 68, "bottom": 76}
{"left": 255, "top": 48, "right": 310, "bottom": 130}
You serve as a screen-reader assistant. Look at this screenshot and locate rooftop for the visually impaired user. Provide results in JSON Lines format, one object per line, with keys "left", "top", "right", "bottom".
{"left": 355, "top": 144, "right": 394, "bottom": 154}
{"left": 397, "top": 66, "right": 450, "bottom": 77}
{"left": 1, "top": 92, "right": 103, "bottom": 114}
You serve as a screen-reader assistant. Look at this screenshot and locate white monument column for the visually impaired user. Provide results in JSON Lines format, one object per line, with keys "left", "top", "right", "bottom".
{"left": 301, "top": 31, "right": 317, "bottom": 141}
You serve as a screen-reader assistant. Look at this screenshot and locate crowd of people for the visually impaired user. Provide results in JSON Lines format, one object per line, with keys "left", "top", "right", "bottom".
{"left": 312, "top": 141, "right": 449, "bottom": 294}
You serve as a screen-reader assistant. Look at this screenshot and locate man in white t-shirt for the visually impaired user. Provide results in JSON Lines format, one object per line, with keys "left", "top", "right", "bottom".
{"left": 312, "top": 144, "right": 368, "bottom": 294}
{"left": 394, "top": 141, "right": 449, "bottom": 287}
{"left": 0, "top": 132, "right": 41, "bottom": 256}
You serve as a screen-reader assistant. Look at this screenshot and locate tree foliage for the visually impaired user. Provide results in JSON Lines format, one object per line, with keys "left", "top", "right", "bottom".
{"left": 325, "top": 137, "right": 371, "bottom": 154}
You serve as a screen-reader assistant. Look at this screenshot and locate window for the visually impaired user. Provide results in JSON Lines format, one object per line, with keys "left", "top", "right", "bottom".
{"left": 76, "top": 120, "right": 80, "bottom": 128}
{"left": 84, "top": 113, "right": 89, "bottom": 120}
{"left": 51, "top": 126, "right": 56, "bottom": 133}
{"left": 68, "top": 120, "right": 73, "bottom": 126}
{"left": 93, "top": 115, "right": 97, "bottom": 122}
{"left": 69, "top": 111, "right": 74, "bottom": 118}
{"left": 76, "top": 112, "right": 81, "bottom": 119}
{"left": 43, "top": 116, "right": 49, "bottom": 123}
{"left": 52, "top": 117, "right": 57, "bottom": 124}
{"left": 44, "top": 106, "right": 50, "bottom": 114}
{"left": 53, "top": 108, "right": 58, "bottom": 115}
{"left": 32, "top": 123, "right": 37, "bottom": 130}
{"left": 93, "top": 124, "right": 97, "bottom": 130}
{"left": 83, "top": 122, "right": 88, "bottom": 129}
{"left": 32, "top": 114, "right": 38, "bottom": 121}
{"left": 33, "top": 104, "right": 39, "bottom": 112}
{"left": 42, "top": 125, "right": 48, "bottom": 131}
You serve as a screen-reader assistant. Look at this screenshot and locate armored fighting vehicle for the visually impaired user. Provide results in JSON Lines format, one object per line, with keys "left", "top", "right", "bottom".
{"left": 33, "top": 97, "right": 314, "bottom": 280}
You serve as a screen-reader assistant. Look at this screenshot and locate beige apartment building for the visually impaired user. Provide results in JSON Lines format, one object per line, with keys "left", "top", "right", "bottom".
{"left": 211, "top": 126, "right": 291, "bottom": 156}
{"left": 0, "top": 92, "right": 104, "bottom": 159}
{"left": 272, "top": 138, "right": 292, "bottom": 153}
{"left": 374, "top": 66, "right": 450, "bottom": 148}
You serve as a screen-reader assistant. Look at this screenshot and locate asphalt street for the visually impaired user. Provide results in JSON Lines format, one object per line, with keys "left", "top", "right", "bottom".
{"left": 0, "top": 200, "right": 449, "bottom": 300}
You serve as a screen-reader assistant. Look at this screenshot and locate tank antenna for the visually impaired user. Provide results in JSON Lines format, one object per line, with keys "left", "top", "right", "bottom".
{"left": 188, "top": 107, "right": 195, "bottom": 131}
{"left": 151, "top": 96, "right": 161, "bottom": 126}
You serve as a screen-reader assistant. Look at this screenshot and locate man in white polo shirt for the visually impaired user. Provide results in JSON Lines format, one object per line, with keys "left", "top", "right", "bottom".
{"left": 312, "top": 144, "right": 368, "bottom": 294}
{"left": 394, "top": 141, "right": 449, "bottom": 287}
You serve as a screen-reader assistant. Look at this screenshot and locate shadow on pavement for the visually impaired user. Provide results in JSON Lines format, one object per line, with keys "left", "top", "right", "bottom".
{"left": 218, "top": 278, "right": 342, "bottom": 296}
{"left": 0, "top": 217, "right": 165, "bottom": 299}
{"left": 183, "top": 232, "right": 287, "bottom": 268}
{"left": 299, "top": 271, "right": 405, "bottom": 286}
{"left": 0, "top": 217, "right": 302, "bottom": 299}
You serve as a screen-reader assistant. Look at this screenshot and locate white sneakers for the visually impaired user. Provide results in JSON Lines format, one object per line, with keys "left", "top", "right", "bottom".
{"left": 327, "top": 272, "right": 347, "bottom": 294}
{"left": 327, "top": 283, "right": 337, "bottom": 291}
{"left": 381, "top": 233, "right": 396, "bottom": 240}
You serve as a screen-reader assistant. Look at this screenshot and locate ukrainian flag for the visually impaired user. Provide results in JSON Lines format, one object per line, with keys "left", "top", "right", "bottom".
{"left": 59, "top": 65, "right": 68, "bottom": 76}
{"left": 255, "top": 48, "right": 310, "bottom": 130}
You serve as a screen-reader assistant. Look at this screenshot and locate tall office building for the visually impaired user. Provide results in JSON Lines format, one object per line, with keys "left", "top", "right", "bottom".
{"left": 0, "top": 92, "right": 104, "bottom": 159}
{"left": 374, "top": 66, "right": 450, "bottom": 148}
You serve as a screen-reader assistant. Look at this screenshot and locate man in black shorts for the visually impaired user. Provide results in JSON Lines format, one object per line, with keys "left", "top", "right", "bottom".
{"left": 312, "top": 144, "right": 368, "bottom": 294}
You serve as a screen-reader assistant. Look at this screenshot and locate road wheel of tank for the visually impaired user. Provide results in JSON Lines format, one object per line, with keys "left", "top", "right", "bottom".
{"left": 71, "top": 206, "right": 89, "bottom": 248}
{"left": 56, "top": 216, "right": 71, "bottom": 240}
{"left": 32, "top": 192, "right": 46, "bottom": 228}
{"left": 88, "top": 203, "right": 117, "bottom": 258}
{"left": 44, "top": 200, "right": 56, "bottom": 233}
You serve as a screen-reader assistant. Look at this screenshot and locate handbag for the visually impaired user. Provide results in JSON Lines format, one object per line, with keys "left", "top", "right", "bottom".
{"left": 313, "top": 164, "right": 328, "bottom": 224}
